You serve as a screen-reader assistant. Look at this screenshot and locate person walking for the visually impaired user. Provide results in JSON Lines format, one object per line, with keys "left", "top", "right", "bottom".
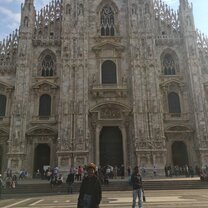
{"left": 66, "top": 169, "right": 75, "bottom": 194}
{"left": 0, "top": 174, "right": 4, "bottom": 199}
{"left": 77, "top": 163, "right": 102, "bottom": 208}
{"left": 131, "top": 166, "right": 143, "bottom": 208}
{"left": 11, "top": 174, "right": 17, "bottom": 188}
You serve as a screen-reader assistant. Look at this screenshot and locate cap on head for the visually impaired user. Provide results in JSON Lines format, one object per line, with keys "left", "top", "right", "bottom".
{"left": 87, "top": 162, "right": 96, "bottom": 170}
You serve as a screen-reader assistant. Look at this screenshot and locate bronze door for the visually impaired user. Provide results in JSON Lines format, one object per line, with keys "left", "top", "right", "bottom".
{"left": 172, "top": 141, "right": 189, "bottom": 166}
{"left": 34, "top": 143, "right": 50, "bottom": 175}
{"left": 99, "top": 126, "right": 123, "bottom": 167}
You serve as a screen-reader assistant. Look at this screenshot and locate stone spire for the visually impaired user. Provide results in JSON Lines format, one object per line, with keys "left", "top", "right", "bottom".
{"left": 20, "top": 0, "right": 35, "bottom": 31}
{"left": 179, "top": 0, "right": 195, "bottom": 33}
{"left": 24, "top": 0, "right": 34, "bottom": 5}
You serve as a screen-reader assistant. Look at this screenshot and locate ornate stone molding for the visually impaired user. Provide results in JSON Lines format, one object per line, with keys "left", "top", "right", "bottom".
{"left": 0, "top": 81, "right": 14, "bottom": 93}
{"left": 92, "top": 39, "right": 125, "bottom": 57}
{"left": 91, "top": 85, "right": 128, "bottom": 99}
{"left": 32, "top": 78, "right": 59, "bottom": 94}
{"left": 90, "top": 102, "right": 131, "bottom": 121}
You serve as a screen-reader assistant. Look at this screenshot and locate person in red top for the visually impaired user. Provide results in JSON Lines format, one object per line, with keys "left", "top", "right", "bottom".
{"left": 77, "top": 163, "right": 102, "bottom": 208}
{"left": 78, "top": 166, "right": 83, "bottom": 181}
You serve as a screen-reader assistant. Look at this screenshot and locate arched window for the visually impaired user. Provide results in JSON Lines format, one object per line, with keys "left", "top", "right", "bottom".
{"left": 100, "top": 6, "right": 115, "bottom": 36}
{"left": 102, "top": 60, "right": 117, "bottom": 84}
{"left": 163, "top": 54, "right": 176, "bottom": 75}
{"left": 145, "top": 3, "right": 150, "bottom": 14}
{"left": 41, "top": 55, "right": 55, "bottom": 77}
{"left": 39, "top": 94, "right": 51, "bottom": 117}
{"left": 168, "top": 92, "right": 181, "bottom": 114}
{"left": 66, "top": 4, "right": 71, "bottom": 15}
{"left": 0, "top": 94, "right": 6, "bottom": 116}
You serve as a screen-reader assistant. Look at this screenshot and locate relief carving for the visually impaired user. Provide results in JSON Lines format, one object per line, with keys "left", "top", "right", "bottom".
{"left": 11, "top": 159, "right": 19, "bottom": 169}
{"left": 100, "top": 108, "right": 121, "bottom": 119}
{"left": 19, "top": 44, "right": 27, "bottom": 57}
{"left": 60, "top": 157, "right": 68, "bottom": 166}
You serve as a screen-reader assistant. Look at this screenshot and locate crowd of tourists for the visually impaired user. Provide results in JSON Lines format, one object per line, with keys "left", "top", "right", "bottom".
{"left": 0, "top": 163, "right": 207, "bottom": 192}
{"left": 199, "top": 165, "right": 208, "bottom": 181}
{"left": 33, "top": 164, "right": 126, "bottom": 188}
{"left": 164, "top": 164, "right": 207, "bottom": 178}
{"left": 3, "top": 168, "right": 28, "bottom": 189}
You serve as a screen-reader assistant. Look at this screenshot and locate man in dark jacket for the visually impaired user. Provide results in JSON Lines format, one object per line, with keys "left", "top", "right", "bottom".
{"left": 131, "top": 166, "right": 143, "bottom": 208}
{"left": 77, "top": 163, "right": 102, "bottom": 208}
{"left": 0, "top": 174, "right": 4, "bottom": 199}
{"left": 66, "top": 168, "right": 75, "bottom": 194}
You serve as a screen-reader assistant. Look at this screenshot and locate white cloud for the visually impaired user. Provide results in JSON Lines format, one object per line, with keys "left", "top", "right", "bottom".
{"left": 0, "top": 6, "right": 20, "bottom": 29}
{"left": 0, "top": 0, "right": 23, "bottom": 4}
{"left": 36, "top": 0, "right": 51, "bottom": 10}
{"left": 0, "top": 0, "right": 49, "bottom": 40}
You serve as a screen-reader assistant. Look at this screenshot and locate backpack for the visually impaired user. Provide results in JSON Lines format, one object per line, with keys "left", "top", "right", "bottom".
{"left": 128, "top": 176, "right": 132, "bottom": 185}
{"left": 0, "top": 178, "right": 4, "bottom": 188}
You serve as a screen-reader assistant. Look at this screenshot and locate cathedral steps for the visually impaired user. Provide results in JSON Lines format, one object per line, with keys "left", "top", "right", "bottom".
{"left": 2, "top": 178, "right": 208, "bottom": 195}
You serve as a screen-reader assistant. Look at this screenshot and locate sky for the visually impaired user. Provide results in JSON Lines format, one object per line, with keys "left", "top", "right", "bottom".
{"left": 0, "top": 0, "right": 207, "bottom": 41}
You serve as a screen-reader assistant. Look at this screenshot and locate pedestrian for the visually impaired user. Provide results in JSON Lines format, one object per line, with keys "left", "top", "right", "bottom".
{"left": 131, "top": 166, "right": 143, "bottom": 208}
{"left": 127, "top": 166, "right": 131, "bottom": 177}
{"left": 56, "top": 173, "right": 63, "bottom": 185}
{"left": 77, "top": 163, "right": 102, "bottom": 208}
{"left": 153, "top": 165, "right": 157, "bottom": 177}
{"left": 11, "top": 175, "right": 17, "bottom": 188}
{"left": 66, "top": 168, "right": 75, "bottom": 194}
{"left": 0, "top": 174, "right": 4, "bottom": 199}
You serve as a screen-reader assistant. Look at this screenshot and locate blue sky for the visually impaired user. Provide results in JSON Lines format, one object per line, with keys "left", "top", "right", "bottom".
{"left": 0, "top": 0, "right": 207, "bottom": 41}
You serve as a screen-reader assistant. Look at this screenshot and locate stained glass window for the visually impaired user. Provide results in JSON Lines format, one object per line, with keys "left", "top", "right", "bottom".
{"left": 102, "top": 60, "right": 117, "bottom": 84}
{"left": 0, "top": 94, "right": 6, "bottom": 116}
{"left": 168, "top": 92, "right": 181, "bottom": 113}
{"left": 39, "top": 94, "right": 51, "bottom": 116}
{"left": 163, "top": 54, "right": 176, "bottom": 75}
{"left": 41, "top": 55, "right": 54, "bottom": 77}
{"left": 100, "top": 6, "right": 115, "bottom": 36}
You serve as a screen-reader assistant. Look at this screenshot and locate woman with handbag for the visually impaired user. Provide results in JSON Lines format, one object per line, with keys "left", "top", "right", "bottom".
{"left": 131, "top": 166, "right": 144, "bottom": 208}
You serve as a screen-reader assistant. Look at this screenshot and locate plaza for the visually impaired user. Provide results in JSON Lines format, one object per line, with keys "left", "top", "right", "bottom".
{"left": 1, "top": 0, "right": 208, "bottom": 178}
{"left": 1, "top": 189, "right": 208, "bottom": 208}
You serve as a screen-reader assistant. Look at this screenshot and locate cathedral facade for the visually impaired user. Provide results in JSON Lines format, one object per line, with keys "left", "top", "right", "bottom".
{"left": 0, "top": 0, "right": 208, "bottom": 176}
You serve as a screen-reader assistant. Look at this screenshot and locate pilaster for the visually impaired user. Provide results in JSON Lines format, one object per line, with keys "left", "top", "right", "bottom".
{"left": 7, "top": 0, "right": 36, "bottom": 172}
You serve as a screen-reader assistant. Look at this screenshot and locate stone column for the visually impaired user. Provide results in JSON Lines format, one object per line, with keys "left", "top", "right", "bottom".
{"left": 95, "top": 125, "right": 101, "bottom": 166}
{"left": 120, "top": 125, "right": 127, "bottom": 174}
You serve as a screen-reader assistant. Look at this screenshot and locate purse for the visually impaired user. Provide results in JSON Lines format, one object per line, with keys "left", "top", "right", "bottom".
{"left": 143, "top": 190, "right": 146, "bottom": 202}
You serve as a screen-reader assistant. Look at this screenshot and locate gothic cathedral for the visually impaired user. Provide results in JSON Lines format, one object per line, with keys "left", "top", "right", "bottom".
{"left": 0, "top": 0, "right": 208, "bottom": 176}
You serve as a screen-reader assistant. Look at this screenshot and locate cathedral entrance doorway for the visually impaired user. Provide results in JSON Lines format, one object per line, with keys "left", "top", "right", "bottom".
{"left": 34, "top": 143, "right": 50, "bottom": 175}
{"left": 0, "top": 145, "right": 3, "bottom": 173}
{"left": 172, "top": 141, "right": 189, "bottom": 166}
{"left": 99, "top": 126, "right": 123, "bottom": 167}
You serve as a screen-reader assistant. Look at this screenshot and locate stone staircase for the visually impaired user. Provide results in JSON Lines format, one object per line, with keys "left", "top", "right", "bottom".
{"left": 2, "top": 178, "right": 208, "bottom": 195}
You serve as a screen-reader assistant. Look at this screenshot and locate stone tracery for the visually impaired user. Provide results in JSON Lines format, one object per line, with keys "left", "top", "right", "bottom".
{"left": 0, "top": 0, "right": 207, "bottom": 175}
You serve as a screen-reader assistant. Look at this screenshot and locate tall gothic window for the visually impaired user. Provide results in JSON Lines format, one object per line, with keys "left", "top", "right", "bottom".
{"left": 163, "top": 54, "right": 176, "bottom": 75}
{"left": 39, "top": 94, "right": 51, "bottom": 117}
{"left": 102, "top": 60, "right": 117, "bottom": 84}
{"left": 145, "top": 3, "right": 150, "bottom": 14}
{"left": 0, "top": 94, "right": 6, "bottom": 116}
{"left": 100, "top": 6, "right": 115, "bottom": 36}
{"left": 66, "top": 4, "right": 71, "bottom": 15}
{"left": 168, "top": 92, "right": 181, "bottom": 114}
{"left": 41, "top": 55, "right": 54, "bottom": 77}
